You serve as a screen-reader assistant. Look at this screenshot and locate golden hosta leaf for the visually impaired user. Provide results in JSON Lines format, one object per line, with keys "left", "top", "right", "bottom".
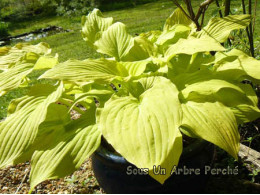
{"left": 29, "top": 106, "right": 101, "bottom": 190}
{"left": 94, "top": 22, "right": 134, "bottom": 60}
{"left": 165, "top": 36, "right": 225, "bottom": 61}
{"left": 0, "top": 84, "right": 63, "bottom": 168}
{"left": 0, "top": 42, "right": 51, "bottom": 70}
{"left": 196, "top": 15, "right": 251, "bottom": 43}
{"left": 181, "top": 101, "right": 240, "bottom": 158}
{"left": 98, "top": 77, "right": 183, "bottom": 184}
{"left": 41, "top": 58, "right": 129, "bottom": 82}
{"left": 82, "top": 8, "right": 113, "bottom": 47}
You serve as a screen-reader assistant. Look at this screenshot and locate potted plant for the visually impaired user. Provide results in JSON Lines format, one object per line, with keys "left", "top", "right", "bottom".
{"left": 0, "top": 7, "right": 259, "bottom": 193}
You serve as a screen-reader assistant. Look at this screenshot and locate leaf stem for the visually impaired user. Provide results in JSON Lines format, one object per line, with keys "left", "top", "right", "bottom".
{"left": 171, "top": 0, "right": 193, "bottom": 21}
{"left": 252, "top": 0, "right": 257, "bottom": 34}
{"left": 224, "top": 0, "right": 231, "bottom": 16}
{"left": 58, "top": 98, "right": 85, "bottom": 115}
{"left": 215, "top": 0, "right": 223, "bottom": 18}
{"left": 242, "top": 0, "right": 255, "bottom": 57}
{"left": 172, "top": 0, "right": 214, "bottom": 31}
{"left": 248, "top": 0, "right": 255, "bottom": 57}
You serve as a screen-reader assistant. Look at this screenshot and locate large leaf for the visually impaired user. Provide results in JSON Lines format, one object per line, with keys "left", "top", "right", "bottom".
{"left": 181, "top": 79, "right": 256, "bottom": 107}
{"left": 0, "top": 43, "right": 51, "bottom": 70}
{"left": 72, "top": 83, "right": 114, "bottom": 109}
{"left": 175, "top": 70, "right": 260, "bottom": 125}
{"left": 15, "top": 42, "right": 51, "bottom": 55}
{"left": 181, "top": 80, "right": 260, "bottom": 123}
{"left": 139, "top": 30, "right": 162, "bottom": 43}
{"left": 0, "top": 84, "right": 63, "bottom": 168}
{"left": 0, "top": 62, "right": 34, "bottom": 96}
{"left": 0, "top": 43, "right": 52, "bottom": 95}
{"left": 164, "top": 8, "right": 195, "bottom": 31}
{"left": 29, "top": 105, "right": 101, "bottom": 190}
{"left": 41, "top": 58, "right": 129, "bottom": 82}
{"left": 156, "top": 25, "right": 190, "bottom": 47}
{"left": 94, "top": 22, "right": 134, "bottom": 60}
{"left": 0, "top": 51, "right": 57, "bottom": 96}
{"left": 181, "top": 101, "right": 240, "bottom": 158}
{"left": 81, "top": 9, "right": 113, "bottom": 47}
{"left": 119, "top": 60, "right": 151, "bottom": 76}
{"left": 0, "top": 46, "right": 10, "bottom": 56}
{"left": 122, "top": 36, "right": 154, "bottom": 61}
{"left": 214, "top": 49, "right": 260, "bottom": 81}
{"left": 196, "top": 15, "right": 251, "bottom": 43}
{"left": 168, "top": 53, "right": 214, "bottom": 77}
{"left": 231, "top": 104, "right": 260, "bottom": 124}
{"left": 165, "top": 36, "right": 225, "bottom": 61}
{"left": 98, "top": 77, "right": 183, "bottom": 184}
{"left": 33, "top": 55, "right": 59, "bottom": 70}
{"left": 172, "top": 69, "right": 216, "bottom": 90}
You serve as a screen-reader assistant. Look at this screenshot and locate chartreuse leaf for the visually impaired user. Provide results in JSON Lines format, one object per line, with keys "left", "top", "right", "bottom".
{"left": 176, "top": 70, "right": 260, "bottom": 124}
{"left": 0, "top": 46, "right": 10, "bottom": 56}
{"left": 140, "top": 30, "right": 162, "bottom": 43}
{"left": 231, "top": 104, "right": 260, "bottom": 124}
{"left": 214, "top": 49, "right": 260, "bottom": 81}
{"left": 81, "top": 8, "right": 113, "bottom": 47}
{"left": 181, "top": 101, "right": 240, "bottom": 158}
{"left": 41, "top": 58, "right": 129, "bottom": 82}
{"left": 164, "top": 8, "right": 195, "bottom": 31}
{"left": 71, "top": 83, "right": 114, "bottom": 109}
{"left": 29, "top": 105, "right": 101, "bottom": 190}
{"left": 181, "top": 79, "right": 260, "bottom": 123}
{"left": 228, "top": 84, "right": 260, "bottom": 124}
{"left": 196, "top": 14, "right": 251, "bottom": 43}
{"left": 0, "top": 47, "right": 26, "bottom": 70}
{"left": 63, "top": 82, "right": 88, "bottom": 95}
{"left": 181, "top": 79, "right": 255, "bottom": 106}
{"left": 156, "top": 25, "right": 190, "bottom": 47}
{"left": 33, "top": 55, "right": 59, "bottom": 70}
{"left": 0, "top": 42, "right": 51, "bottom": 70}
{"left": 0, "top": 43, "right": 53, "bottom": 95}
{"left": 94, "top": 22, "right": 134, "bottom": 60}
{"left": 119, "top": 60, "right": 151, "bottom": 76}
{"left": 122, "top": 36, "right": 154, "bottom": 61}
{"left": 15, "top": 42, "right": 51, "bottom": 55}
{"left": 0, "top": 83, "right": 63, "bottom": 168}
{"left": 172, "top": 69, "right": 214, "bottom": 90}
{"left": 98, "top": 77, "right": 183, "bottom": 184}
{"left": 0, "top": 62, "right": 34, "bottom": 96}
{"left": 168, "top": 53, "right": 214, "bottom": 77}
{"left": 165, "top": 36, "right": 225, "bottom": 61}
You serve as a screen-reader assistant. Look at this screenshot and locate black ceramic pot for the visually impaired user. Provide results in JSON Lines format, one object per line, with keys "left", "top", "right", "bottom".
{"left": 91, "top": 139, "right": 214, "bottom": 194}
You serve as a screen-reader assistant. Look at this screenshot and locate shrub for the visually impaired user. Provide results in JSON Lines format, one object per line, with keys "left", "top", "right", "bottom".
{"left": 56, "top": 0, "right": 97, "bottom": 16}
{"left": 97, "top": 0, "right": 158, "bottom": 11}
{"left": 0, "top": 22, "right": 9, "bottom": 38}
{"left": 0, "top": 0, "right": 158, "bottom": 19}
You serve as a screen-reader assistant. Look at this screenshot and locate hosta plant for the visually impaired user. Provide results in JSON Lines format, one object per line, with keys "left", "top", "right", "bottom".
{"left": 0, "top": 8, "right": 260, "bottom": 191}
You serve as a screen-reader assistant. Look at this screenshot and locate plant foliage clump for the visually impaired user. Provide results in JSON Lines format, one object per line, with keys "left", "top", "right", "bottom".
{"left": 0, "top": 8, "right": 260, "bottom": 191}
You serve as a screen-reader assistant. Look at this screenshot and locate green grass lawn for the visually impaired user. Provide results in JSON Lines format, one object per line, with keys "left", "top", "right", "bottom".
{"left": 7, "top": 0, "right": 260, "bottom": 61}
{"left": 9, "top": 0, "right": 177, "bottom": 61}
{"left": 1, "top": 0, "right": 260, "bottom": 120}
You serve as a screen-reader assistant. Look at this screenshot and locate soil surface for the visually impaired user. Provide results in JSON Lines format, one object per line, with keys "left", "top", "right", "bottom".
{"left": 0, "top": 159, "right": 104, "bottom": 194}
